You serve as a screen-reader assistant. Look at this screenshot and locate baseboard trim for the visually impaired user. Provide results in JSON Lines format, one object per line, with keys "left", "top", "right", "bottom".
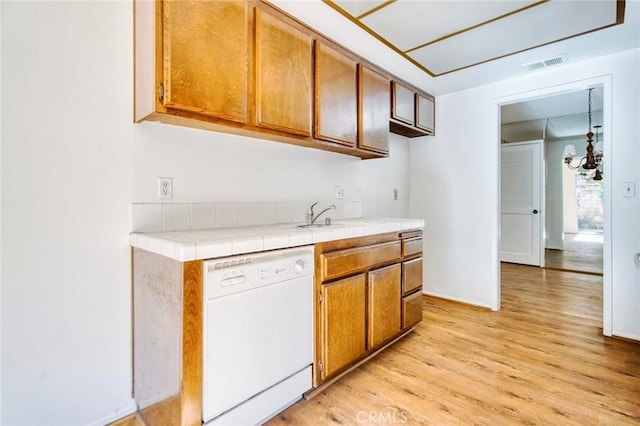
{"left": 543, "top": 266, "right": 603, "bottom": 276}
{"left": 422, "top": 291, "right": 492, "bottom": 310}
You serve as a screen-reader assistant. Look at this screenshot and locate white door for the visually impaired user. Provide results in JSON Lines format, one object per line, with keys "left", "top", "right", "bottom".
{"left": 500, "top": 141, "right": 544, "bottom": 266}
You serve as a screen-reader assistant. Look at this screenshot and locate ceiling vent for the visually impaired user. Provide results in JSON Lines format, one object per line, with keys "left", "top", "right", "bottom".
{"left": 522, "top": 54, "right": 569, "bottom": 72}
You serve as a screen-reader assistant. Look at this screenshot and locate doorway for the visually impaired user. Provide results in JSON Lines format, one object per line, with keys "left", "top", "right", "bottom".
{"left": 496, "top": 76, "right": 612, "bottom": 335}
{"left": 545, "top": 166, "right": 604, "bottom": 275}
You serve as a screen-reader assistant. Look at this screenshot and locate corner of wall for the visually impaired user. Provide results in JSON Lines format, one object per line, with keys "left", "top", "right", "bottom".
{"left": 0, "top": 3, "right": 4, "bottom": 420}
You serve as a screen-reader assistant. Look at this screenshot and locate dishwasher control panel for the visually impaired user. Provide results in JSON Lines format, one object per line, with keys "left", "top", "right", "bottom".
{"left": 204, "top": 246, "right": 314, "bottom": 300}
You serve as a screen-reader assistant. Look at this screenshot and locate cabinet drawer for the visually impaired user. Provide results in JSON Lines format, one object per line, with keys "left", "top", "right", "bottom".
{"left": 402, "top": 237, "right": 422, "bottom": 258}
{"left": 320, "top": 241, "right": 401, "bottom": 281}
{"left": 402, "top": 291, "right": 423, "bottom": 329}
{"left": 402, "top": 257, "right": 423, "bottom": 295}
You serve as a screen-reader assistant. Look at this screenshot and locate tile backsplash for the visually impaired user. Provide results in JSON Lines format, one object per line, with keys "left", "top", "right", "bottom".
{"left": 131, "top": 201, "right": 364, "bottom": 233}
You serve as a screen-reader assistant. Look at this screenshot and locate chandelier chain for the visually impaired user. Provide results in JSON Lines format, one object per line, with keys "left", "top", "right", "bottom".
{"left": 588, "top": 88, "right": 592, "bottom": 132}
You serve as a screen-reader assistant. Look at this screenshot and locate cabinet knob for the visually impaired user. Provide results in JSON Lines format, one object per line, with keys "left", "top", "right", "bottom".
{"left": 532, "top": 209, "right": 539, "bottom": 214}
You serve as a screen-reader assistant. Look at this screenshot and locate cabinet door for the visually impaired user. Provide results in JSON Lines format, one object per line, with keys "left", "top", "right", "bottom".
{"left": 163, "top": 0, "right": 248, "bottom": 123}
{"left": 368, "top": 264, "right": 401, "bottom": 349}
{"left": 391, "top": 81, "right": 415, "bottom": 125}
{"left": 315, "top": 41, "right": 357, "bottom": 147}
{"left": 255, "top": 8, "right": 312, "bottom": 136}
{"left": 402, "top": 257, "right": 423, "bottom": 295}
{"left": 359, "top": 65, "right": 390, "bottom": 154}
{"left": 416, "top": 93, "right": 435, "bottom": 133}
{"left": 321, "top": 274, "right": 366, "bottom": 380}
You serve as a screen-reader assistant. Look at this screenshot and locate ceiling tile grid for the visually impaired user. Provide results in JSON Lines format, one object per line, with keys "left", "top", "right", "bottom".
{"left": 328, "top": 0, "right": 623, "bottom": 76}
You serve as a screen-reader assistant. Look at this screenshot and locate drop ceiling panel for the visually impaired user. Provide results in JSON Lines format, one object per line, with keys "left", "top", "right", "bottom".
{"left": 333, "top": 0, "right": 389, "bottom": 17}
{"left": 408, "top": 1, "right": 617, "bottom": 75}
{"left": 326, "top": 0, "right": 623, "bottom": 77}
{"left": 357, "top": 0, "right": 537, "bottom": 51}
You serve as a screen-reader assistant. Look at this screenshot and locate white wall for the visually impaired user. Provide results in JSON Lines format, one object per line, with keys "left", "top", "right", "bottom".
{"left": 410, "top": 93, "right": 499, "bottom": 307}
{"left": 1, "top": 2, "right": 411, "bottom": 424}
{"left": 545, "top": 138, "right": 566, "bottom": 249}
{"left": 0, "top": 3, "right": 3, "bottom": 420}
{"left": 410, "top": 48, "right": 640, "bottom": 338}
{"left": 1, "top": 2, "right": 135, "bottom": 424}
{"left": 132, "top": 124, "right": 409, "bottom": 217}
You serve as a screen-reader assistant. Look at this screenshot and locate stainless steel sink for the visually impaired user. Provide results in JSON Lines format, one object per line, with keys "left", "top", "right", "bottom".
{"left": 296, "top": 223, "right": 325, "bottom": 229}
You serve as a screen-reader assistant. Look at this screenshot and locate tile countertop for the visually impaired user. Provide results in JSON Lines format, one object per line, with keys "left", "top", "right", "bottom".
{"left": 129, "top": 217, "right": 425, "bottom": 262}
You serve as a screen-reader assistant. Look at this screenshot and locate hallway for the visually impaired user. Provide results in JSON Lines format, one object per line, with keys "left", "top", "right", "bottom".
{"left": 545, "top": 232, "right": 603, "bottom": 275}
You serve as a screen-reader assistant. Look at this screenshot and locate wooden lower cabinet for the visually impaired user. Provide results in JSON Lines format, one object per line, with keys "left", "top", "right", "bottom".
{"left": 402, "top": 236, "right": 422, "bottom": 258}
{"left": 402, "top": 290, "right": 423, "bottom": 329}
{"left": 320, "top": 240, "right": 400, "bottom": 281}
{"left": 368, "top": 264, "right": 401, "bottom": 349}
{"left": 314, "top": 231, "right": 423, "bottom": 387}
{"left": 320, "top": 274, "right": 366, "bottom": 380}
{"left": 402, "top": 257, "right": 423, "bottom": 295}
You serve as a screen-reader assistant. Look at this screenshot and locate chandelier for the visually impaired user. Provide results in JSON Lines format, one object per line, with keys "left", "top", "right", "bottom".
{"left": 562, "top": 88, "right": 603, "bottom": 180}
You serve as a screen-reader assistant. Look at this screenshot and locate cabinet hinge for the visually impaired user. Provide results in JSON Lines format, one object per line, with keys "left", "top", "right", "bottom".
{"left": 158, "top": 83, "right": 164, "bottom": 102}
{"left": 318, "top": 360, "right": 323, "bottom": 373}
{"left": 319, "top": 292, "right": 323, "bottom": 303}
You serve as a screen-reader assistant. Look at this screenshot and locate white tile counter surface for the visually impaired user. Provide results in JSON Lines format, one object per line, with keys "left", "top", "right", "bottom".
{"left": 130, "top": 217, "right": 424, "bottom": 261}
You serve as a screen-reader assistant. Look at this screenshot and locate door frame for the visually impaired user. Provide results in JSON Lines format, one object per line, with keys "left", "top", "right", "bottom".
{"left": 500, "top": 140, "right": 545, "bottom": 267}
{"left": 494, "top": 76, "right": 612, "bottom": 336}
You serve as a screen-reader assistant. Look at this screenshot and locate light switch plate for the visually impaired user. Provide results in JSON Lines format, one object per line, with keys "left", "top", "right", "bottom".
{"left": 622, "top": 181, "right": 636, "bottom": 198}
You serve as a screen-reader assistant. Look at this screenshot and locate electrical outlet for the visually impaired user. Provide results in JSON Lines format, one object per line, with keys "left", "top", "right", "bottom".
{"left": 335, "top": 185, "right": 345, "bottom": 199}
{"left": 158, "top": 177, "right": 173, "bottom": 199}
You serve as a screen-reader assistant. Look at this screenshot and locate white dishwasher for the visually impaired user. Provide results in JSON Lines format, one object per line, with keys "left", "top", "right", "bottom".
{"left": 202, "top": 246, "right": 314, "bottom": 425}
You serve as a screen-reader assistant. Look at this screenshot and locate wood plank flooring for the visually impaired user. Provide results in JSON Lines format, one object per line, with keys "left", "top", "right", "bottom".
{"left": 545, "top": 233, "right": 603, "bottom": 275}
{"left": 267, "top": 263, "right": 640, "bottom": 425}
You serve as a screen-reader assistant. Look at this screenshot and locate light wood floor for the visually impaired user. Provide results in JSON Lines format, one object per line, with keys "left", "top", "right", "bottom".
{"left": 545, "top": 232, "right": 603, "bottom": 275}
{"left": 267, "top": 263, "right": 639, "bottom": 425}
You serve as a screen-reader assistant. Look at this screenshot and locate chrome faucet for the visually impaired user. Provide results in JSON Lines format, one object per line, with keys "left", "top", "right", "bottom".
{"left": 307, "top": 202, "right": 335, "bottom": 225}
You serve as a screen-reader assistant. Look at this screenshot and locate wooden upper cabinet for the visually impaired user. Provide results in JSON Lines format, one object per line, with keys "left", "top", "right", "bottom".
{"left": 135, "top": 0, "right": 390, "bottom": 158}
{"left": 255, "top": 8, "right": 312, "bottom": 136}
{"left": 416, "top": 92, "right": 435, "bottom": 133}
{"left": 315, "top": 41, "right": 358, "bottom": 147}
{"left": 359, "top": 65, "right": 390, "bottom": 154}
{"left": 390, "top": 80, "right": 435, "bottom": 137}
{"left": 162, "top": 0, "right": 248, "bottom": 123}
{"left": 391, "top": 81, "right": 415, "bottom": 126}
